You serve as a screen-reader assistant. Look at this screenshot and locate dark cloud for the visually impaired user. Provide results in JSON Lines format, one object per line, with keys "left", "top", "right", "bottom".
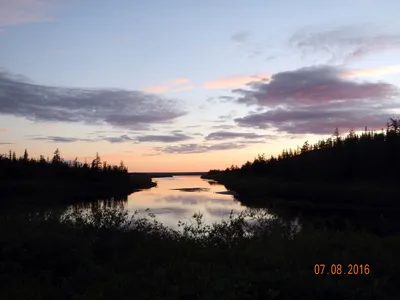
{"left": 0, "top": 70, "right": 187, "bottom": 130}
{"left": 0, "top": 142, "right": 13, "bottom": 145}
{"left": 103, "top": 135, "right": 135, "bottom": 143}
{"left": 233, "top": 65, "right": 397, "bottom": 107}
{"left": 136, "top": 133, "right": 192, "bottom": 143}
{"left": 154, "top": 142, "right": 248, "bottom": 154}
{"left": 29, "top": 136, "right": 95, "bottom": 143}
{"left": 231, "top": 31, "right": 251, "bottom": 43}
{"left": 205, "top": 131, "right": 267, "bottom": 141}
{"left": 235, "top": 102, "right": 395, "bottom": 134}
{"left": 29, "top": 133, "right": 193, "bottom": 144}
{"left": 230, "top": 65, "right": 399, "bottom": 134}
{"left": 290, "top": 24, "right": 400, "bottom": 62}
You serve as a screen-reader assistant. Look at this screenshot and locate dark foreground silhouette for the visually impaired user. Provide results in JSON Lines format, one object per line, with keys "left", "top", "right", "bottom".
{"left": 1, "top": 206, "right": 399, "bottom": 299}
{"left": 202, "top": 118, "right": 400, "bottom": 210}
{"left": 0, "top": 149, "right": 156, "bottom": 204}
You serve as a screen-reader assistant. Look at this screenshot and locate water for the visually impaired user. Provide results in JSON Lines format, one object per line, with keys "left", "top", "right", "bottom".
{"left": 122, "top": 176, "right": 247, "bottom": 229}
{"left": 4, "top": 175, "right": 396, "bottom": 235}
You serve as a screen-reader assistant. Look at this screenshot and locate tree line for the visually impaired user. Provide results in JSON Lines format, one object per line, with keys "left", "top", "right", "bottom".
{"left": 209, "top": 117, "right": 400, "bottom": 181}
{"left": 0, "top": 148, "right": 130, "bottom": 183}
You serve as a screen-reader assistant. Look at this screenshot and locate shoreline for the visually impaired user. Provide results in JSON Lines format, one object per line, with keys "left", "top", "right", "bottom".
{"left": 0, "top": 174, "right": 157, "bottom": 204}
{"left": 201, "top": 173, "right": 400, "bottom": 211}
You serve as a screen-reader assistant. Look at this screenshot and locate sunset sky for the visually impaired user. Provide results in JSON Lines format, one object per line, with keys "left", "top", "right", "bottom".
{"left": 1, "top": 0, "right": 400, "bottom": 172}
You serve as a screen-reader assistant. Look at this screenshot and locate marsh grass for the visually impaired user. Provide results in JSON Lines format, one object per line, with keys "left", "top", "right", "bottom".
{"left": 1, "top": 206, "right": 400, "bottom": 299}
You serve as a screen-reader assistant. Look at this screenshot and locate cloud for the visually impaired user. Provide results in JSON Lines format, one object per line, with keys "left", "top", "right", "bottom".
{"left": 154, "top": 142, "right": 248, "bottom": 154}
{"left": 218, "top": 96, "right": 235, "bottom": 103}
{"left": 234, "top": 102, "right": 393, "bottom": 134}
{"left": 142, "top": 207, "right": 189, "bottom": 216}
{"left": 142, "top": 78, "right": 192, "bottom": 93}
{"left": 29, "top": 136, "right": 95, "bottom": 143}
{"left": 205, "top": 131, "right": 268, "bottom": 141}
{"left": 206, "top": 207, "right": 242, "bottom": 217}
{"left": 210, "top": 124, "right": 236, "bottom": 130}
{"left": 172, "top": 85, "right": 193, "bottom": 92}
{"left": 102, "top": 135, "right": 135, "bottom": 143}
{"left": 230, "top": 65, "right": 399, "bottom": 134}
{"left": 29, "top": 132, "right": 193, "bottom": 144}
{"left": 0, "top": 141, "right": 13, "bottom": 145}
{"left": 342, "top": 64, "right": 400, "bottom": 78}
{"left": 203, "top": 74, "right": 271, "bottom": 89}
{"left": 0, "top": 70, "right": 187, "bottom": 130}
{"left": 232, "top": 65, "right": 397, "bottom": 107}
{"left": 171, "top": 78, "right": 189, "bottom": 85}
{"left": 0, "top": 128, "right": 9, "bottom": 132}
{"left": 265, "top": 55, "right": 276, "bottom": 61}
{"left": 231, "top": 31, "right": 251, "bottom": 43}
{"left": 161, "top": 195, "right": 235, "bottom": 206}
{"left": 290, "top": 24, "right": 400, "bottom": 63}
{"left": 136, "top": 133, "right": 192, "bottom": 143}
{"left": 0, "top": 0, "right": 58, "bottom": 27}
{"left": 217, "top": 110, "right": 237, "bottom": 121}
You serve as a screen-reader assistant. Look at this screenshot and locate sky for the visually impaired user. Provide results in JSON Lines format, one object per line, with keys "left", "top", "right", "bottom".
{"left": 0, "top": 0, "right": 400, "bottom": 172}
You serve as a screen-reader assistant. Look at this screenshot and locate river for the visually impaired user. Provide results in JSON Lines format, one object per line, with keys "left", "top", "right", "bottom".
{"left": 121, "top": 175, "right": 248, "bottom": 229}
{"left": 4, "top": 175, "right": 397, "bottom": 234}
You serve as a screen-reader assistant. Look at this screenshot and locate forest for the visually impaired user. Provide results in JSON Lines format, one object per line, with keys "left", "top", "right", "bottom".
{"left": 0, "top": 149, "right": 155, "bottom": 202}
{"left": 202, "top": 118, "right": 400, "bottom": 208}
{"left": 0, "top": 148, "right": 128, "bottom": 181}
{"left": 207, "top": 117, "right": 400, "bottom": 181}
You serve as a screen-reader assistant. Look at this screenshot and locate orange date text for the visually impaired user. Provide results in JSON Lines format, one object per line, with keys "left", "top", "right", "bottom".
{"left": 314, "top": 264, "right": 370, "bottom": 275}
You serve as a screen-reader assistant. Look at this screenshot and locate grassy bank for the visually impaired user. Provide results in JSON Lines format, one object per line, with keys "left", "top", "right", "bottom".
{"left": 1, "top": 207, "right": 399, "bottom": 299}
{"left": 202, "top": 173, "right": 400, "bottom": 211}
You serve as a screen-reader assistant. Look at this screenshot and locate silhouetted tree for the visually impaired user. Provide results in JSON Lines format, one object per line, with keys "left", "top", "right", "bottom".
{"left": 52, "top": 149, "right": 61, "bottom": 164}
{"left": 206, "top": 117, "right": 400, "bottom": 182}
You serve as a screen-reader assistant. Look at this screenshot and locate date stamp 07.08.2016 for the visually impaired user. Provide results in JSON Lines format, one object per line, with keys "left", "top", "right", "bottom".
{"left": 314, "top": 264, "right": 370, "bottom": 275}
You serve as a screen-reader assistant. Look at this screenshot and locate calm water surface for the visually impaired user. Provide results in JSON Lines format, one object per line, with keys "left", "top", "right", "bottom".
{"left": 124, "top": 176, "right": 247, "bottom": 229}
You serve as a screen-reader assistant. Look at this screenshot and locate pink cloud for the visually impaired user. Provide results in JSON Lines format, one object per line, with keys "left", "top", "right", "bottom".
{"left": 171, "top": 78, "right": 189, "bottom": 85}
{"left": 0, "top": 128, "right": 9, "bottom": 132}
{"left": 341, "top": 64, "right": 400, "bottom": 78}
{"left": 233, "top": 66, "right": 397, "bottom": 107}
{"left": 230, "top": 65, "right": 399, "bottom": 135}
{"left": 143, "top": 78, "right": 192, "bottom": 93}
{"left": 203, "top": 74, "right": 271, "bottom": 89}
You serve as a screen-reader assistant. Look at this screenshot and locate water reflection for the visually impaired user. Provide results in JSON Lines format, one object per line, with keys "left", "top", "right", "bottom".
{"left": 124, "top": 176, "right": 250, "bottom": 229}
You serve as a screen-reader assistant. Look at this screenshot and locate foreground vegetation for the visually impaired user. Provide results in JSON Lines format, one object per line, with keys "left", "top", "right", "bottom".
{"left": 0, "top": 149, "right": 156, "bottom": 203}
{"left": 0, "top": 206, "right": 399, "bottom": 299}
{"left": 202, "top": 118, "right": 400, "bottom": 208}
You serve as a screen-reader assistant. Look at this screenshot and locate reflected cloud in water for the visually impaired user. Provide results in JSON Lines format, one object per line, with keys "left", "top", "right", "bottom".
{"left": 205, "top": 207, "right": 242, "bottom": 217}
{"left": 159, "top": 194, "right": 237, "bottom": 206}
{"left": 170, "top": 187, "right": 210, "bottom": 192}
{"left": 140, "top": 206, "right": 190, "bottom": 216}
